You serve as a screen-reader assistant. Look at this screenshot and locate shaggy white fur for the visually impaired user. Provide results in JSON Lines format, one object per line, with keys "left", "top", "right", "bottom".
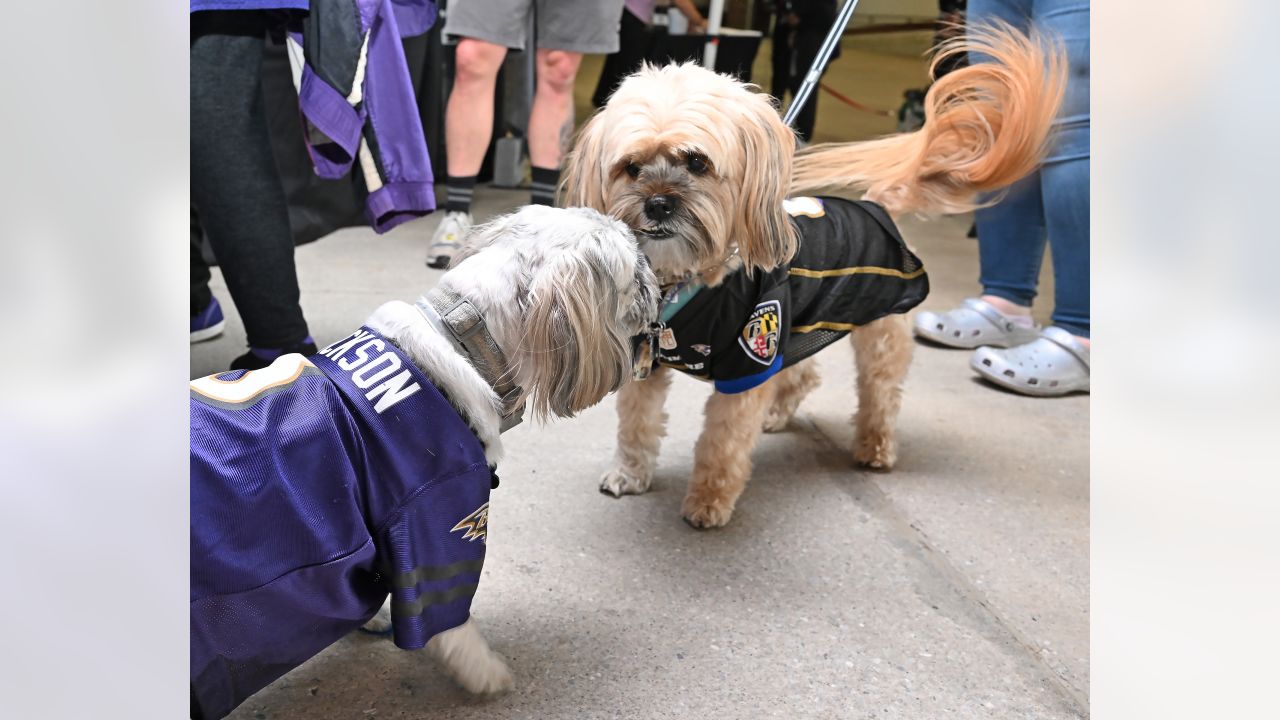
{"left": 356, "top": 205, "right": 659, "bottom": 692}
{"left": 426, "top": 618, "right": 515, "bottom": 694}
{"left": 367, "top": 300, "right": 506, "bottom": 465}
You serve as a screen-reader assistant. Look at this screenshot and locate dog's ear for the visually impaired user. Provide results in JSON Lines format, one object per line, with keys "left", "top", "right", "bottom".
{"left": 519, "top": 243, "right": 631, "bottom": 419}
{"left": 560, "top": 109, "right": 610, "bottom": 211}
{"left": 730, "top": 92, "right": 800, "bottom": 272}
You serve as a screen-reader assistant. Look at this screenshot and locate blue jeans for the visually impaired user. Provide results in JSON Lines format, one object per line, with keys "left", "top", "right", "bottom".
{"left": 969, "top": 0, "right": 1090, "bottom": 337}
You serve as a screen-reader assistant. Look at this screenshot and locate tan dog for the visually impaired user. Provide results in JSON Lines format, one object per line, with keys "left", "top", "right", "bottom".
{"left": 561, "top": 26, "right": 1065, "bottom": 528}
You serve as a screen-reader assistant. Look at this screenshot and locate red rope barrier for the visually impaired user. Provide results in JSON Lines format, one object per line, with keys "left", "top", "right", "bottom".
{"left": 818, "top": 82, "right": 894, "bottom": 118}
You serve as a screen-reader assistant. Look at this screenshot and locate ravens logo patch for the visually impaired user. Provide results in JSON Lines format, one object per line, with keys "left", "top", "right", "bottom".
{"left": 450, "top": 502, "right": 489, "bottom": 543}
{"left": 739, "top": 300, "right": 781, "bottom": 365}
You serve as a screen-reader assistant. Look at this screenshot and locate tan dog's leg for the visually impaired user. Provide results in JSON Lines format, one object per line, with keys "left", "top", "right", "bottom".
{"left": 600, "top": 366, "right": 672, "bottom": 496}
{"left": 851, "top": 315, "right": 914, "bottom": 470}
{"left": 762, "top": 360, "right": 821, "bottom": 432}
{"left": 682, "top": 382, "right": 775, "bottom": 528}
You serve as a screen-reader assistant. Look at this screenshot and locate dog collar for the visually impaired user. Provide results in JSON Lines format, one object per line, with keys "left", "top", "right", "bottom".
{"left": 417, "top": 290, "right": 526, "bottom": 432}
{"left": 660, "top": 279, "right": 704, "bottom": 323}
{"left": 632, "top": 279, "right": 706, "bottom": 381}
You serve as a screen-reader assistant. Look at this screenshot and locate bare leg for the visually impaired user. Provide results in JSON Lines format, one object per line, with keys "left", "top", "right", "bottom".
{"left": 444, "top": 38, "right": 509, "bottom": 177}
{"left": 762, "top": 360, "right": 821, "bottom": 432}
{"left": 527, "top": 49, "right": 583, "bottom": 170}
{"left": 682, "top": 382, "right": 775, "bottom": 528}
{"left": 851, "top": 315, "right": 914, "bottom": 470}
{"left": 600, "top": 367, "right": 672, "bottom": 496}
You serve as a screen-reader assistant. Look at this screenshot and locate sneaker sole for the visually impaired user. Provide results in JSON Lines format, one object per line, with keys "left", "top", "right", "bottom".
{"left": 191, "top": 320, "right": 226, "bottom": 344}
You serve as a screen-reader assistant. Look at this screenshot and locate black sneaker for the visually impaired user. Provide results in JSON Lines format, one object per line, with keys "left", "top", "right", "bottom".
{"left": 230, "top": 338, "right": 319, "bottom": 371}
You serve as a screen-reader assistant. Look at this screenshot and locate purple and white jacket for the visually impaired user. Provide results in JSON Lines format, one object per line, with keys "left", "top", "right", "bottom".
{"left": 192, "top": 1, "right": 438, "bottom": 232}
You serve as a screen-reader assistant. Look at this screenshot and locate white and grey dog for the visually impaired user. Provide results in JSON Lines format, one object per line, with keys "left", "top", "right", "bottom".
{"left": 361, "top": 205, "right": 660, "bottom": 690}
{"left": 191, "top": 205, "right": 658, "bottom": 714}
{"left": 363, "top": 205, "right": 658, "bottom": 690}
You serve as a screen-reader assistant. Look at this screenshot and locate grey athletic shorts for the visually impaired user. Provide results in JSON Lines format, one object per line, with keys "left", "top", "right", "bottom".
{"left": 443, "top": 0, "right": 625, "bottom": 54}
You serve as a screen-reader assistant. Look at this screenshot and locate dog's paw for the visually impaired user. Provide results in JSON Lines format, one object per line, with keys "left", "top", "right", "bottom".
{"left": 361, "top": 600, "right": 393, "bottom": 633}
{"left": 599, "top": 467, "right": 651, "bottom": 497}
{"left": 429, "top": 620, "right": 514, "bottom": 695}
{"left": 453, "top": 652, "right": 514, "bottom": 695}
{"left": 853, "top": 433, "right": 897, "bottom": 471}
{"left": 681, "top": 494, "right": 735, "bottom": 529}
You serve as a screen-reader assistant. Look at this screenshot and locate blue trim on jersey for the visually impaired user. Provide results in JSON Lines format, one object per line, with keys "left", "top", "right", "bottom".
{"left": 713, "top": 354, "right": 783, "bottom": 394}
{"left": 660, "top": 281, "right": 704, "bottom": 324}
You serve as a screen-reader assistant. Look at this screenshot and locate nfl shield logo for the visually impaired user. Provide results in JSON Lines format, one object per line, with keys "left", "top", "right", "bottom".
{"left": 739, "top": 300, "right": 781, "bottom": 365}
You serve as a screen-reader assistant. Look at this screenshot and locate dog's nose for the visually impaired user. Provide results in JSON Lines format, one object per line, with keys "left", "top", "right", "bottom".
{"left": 644, "top": 194, "right": 678, "bottom": 220}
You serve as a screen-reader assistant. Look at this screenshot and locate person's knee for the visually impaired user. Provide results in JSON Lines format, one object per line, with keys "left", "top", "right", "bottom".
{"left": 536, "top": 50, "right": 582, "bottom": 95}
{"left": 454, "top": 39, "right": 506, "bottom": 86}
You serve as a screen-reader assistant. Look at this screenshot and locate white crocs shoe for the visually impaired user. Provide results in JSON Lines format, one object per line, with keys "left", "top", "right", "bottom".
{"left": 427, "top": 210, "right": 472, "bottom": 269}
{"left": 914, "top": 297, "right": 1041, "bottom": 349}
{"left": 970, "top": 326, "right": 1090, "bottom": 396}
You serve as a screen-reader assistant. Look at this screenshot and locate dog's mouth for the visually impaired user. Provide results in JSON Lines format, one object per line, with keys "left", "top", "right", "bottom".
{"left": 636, "top": 227, "right": 674, "bottom": 240}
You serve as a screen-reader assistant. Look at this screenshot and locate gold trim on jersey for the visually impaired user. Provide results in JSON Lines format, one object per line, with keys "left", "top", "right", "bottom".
{"left": 190, "top": 355, "right": 313, "bottom": 404}
{"left": 788, "top": 266, "right": 926, "bottom": 280}
{"left": 791, "top": 320, "right": 861, "bottom": 334}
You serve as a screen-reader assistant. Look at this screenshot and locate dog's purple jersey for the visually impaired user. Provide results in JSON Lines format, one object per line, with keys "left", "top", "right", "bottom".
{"left": 190, "top": 327, "right": 491, "bottom": 720}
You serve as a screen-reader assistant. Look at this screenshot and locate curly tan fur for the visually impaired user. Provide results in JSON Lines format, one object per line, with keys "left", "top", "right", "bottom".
{"left": 599, "top": 366, "right": 673, "bottom": 497}
{"left": 562, "top": 62, "right": 799, "bottom": 279}
{"left": 683, "top": 382, "right": 775, "bottom": 528}
{"left": 580, "top": 25, "right": 1064, "bottom": 527}
{"left": 763, "top": 361, "right": 822, "bottom": 433}
{"left": 850, "top": 316, "right": 914, "bottom": 470}
{"left": 790, "top": 22, "right": 1066, "bottom": 216}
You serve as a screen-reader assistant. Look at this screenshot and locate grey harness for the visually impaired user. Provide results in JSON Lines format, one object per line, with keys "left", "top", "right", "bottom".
{"left": 417, "top": 289, "right": 526, "bottom": 432}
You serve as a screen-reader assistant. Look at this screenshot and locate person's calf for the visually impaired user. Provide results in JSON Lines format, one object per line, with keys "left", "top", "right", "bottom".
{"left": 445, "top": 39, "right": 507, "bottom": 177}
{"left": 528, "top": 49, "right": 583, "bottom": 169}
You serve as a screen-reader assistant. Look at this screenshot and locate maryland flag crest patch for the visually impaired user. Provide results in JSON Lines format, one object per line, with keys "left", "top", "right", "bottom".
{"left": 739, "top": 300, "right": 781, "bottom": 365}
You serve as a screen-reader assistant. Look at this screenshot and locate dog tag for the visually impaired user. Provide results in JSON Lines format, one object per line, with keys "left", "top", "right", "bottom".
{"left": 632, "top": 323, "right": 662, "bottom": 380}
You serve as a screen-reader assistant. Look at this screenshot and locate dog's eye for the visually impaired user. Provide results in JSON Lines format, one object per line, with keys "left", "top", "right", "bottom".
{"left": 686, "top": 154, "right": 709, "bottom": 175}
{"left": 625, "top": 163, "right": 641, "bottom": 179}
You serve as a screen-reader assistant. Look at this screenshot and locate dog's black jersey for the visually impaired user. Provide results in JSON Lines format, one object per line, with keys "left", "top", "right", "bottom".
{"left": 654, "top": 197, "right": 929, "bottom": 393}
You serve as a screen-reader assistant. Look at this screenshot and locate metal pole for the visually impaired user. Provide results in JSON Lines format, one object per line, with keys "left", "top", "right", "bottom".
{"left": 702, "top": 0, "right": 726, "bottom": 69}
{"left": 782, "top": 0, "right": 861, "bottom": 128}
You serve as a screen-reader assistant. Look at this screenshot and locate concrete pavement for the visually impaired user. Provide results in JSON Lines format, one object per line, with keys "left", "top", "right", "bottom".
{"left": 192, "top": 188, "right": 1088, "bottom": 720}
{"left": 193, "top": 32, "right": 1087, "bottom": 719}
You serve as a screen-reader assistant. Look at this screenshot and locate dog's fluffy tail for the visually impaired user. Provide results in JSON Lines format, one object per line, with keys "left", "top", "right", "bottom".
{"left": 788, "top": 22, "right": 1066, "bottom": 216}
